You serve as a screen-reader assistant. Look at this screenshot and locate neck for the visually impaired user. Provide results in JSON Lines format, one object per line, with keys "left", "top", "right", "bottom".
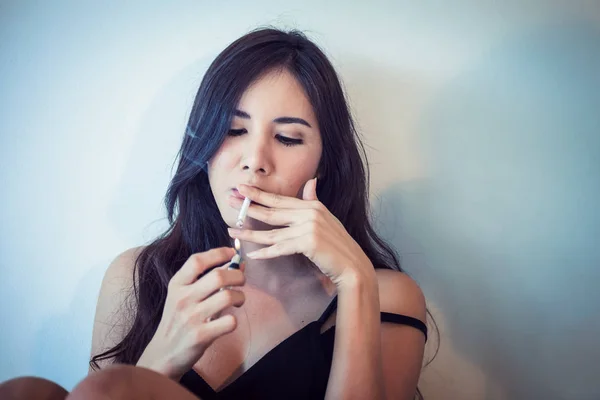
{"left": 229, "top": 237, "right": 328, "bottom": 297}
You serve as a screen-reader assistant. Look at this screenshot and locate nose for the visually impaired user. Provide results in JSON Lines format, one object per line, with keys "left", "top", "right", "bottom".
{"left": 240, "top": 133, "right": 272, "bottom": 175}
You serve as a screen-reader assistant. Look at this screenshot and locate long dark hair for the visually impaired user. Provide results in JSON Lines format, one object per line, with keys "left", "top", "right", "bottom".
{"left": 91, "top": 27, "right": 436, "bottom": 399}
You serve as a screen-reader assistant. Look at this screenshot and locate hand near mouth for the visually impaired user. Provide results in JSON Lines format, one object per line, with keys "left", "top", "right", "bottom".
{"left": 226, "top": 178, "right": 376, "bottom": 290}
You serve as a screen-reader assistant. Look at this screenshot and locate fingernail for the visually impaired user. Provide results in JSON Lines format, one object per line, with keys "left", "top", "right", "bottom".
{"left": 228, "top": 228, "right": 241, "bottom": 234}
{"left": 246, "top": 251, "right": 257, "bottom": 258}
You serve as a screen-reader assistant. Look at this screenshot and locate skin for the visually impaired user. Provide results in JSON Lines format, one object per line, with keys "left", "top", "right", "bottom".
{"left": 206, "top": 67, "right": 425, "bottom": 399}
{"left": 206, "top": 67, "right": 323, "bottom": 290}
{"left": 0, "top": 365, "right": 202, "bottom": 400}
{"left": 197, "top": 68, "right": 336, "bottom": 391}
{"left": 33, "top": 66, "right": 426, "bottom": 400}
{"left": 204, "top": 68, "right": 427, "bottom": 399}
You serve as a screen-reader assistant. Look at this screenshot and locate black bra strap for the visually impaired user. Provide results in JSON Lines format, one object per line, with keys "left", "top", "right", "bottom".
{"left": 381, "top": 312, "right": 428, "bottom": 341}
{"left": 317, "top": 295, "right": 427, "bottom": 341}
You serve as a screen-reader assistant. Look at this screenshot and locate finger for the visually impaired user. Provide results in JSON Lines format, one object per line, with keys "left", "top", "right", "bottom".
{"left": 237, "top": 184, "right": 312, "bottom": 209}
{"left": 189, "top": 267, "right": 246, "bottom": 302}
{"left": 228, "top": 224, "right": 307, "bottom": 246}
{"left": 195, "top": 289, "right": 246, "bottom": 322}
{"left": 227, "top": 198, "right": 304, "bottom": 226}
{"left": 302, "top": 177, "right": 318, "bottom": 201}
{"left": 199, "top": 314, "right": 238, "bottom": 341}
{"left": 246, "top": 239, "right": 301, "bottom": 260}
{"left": 190, "top": 258, "right": 235, "bottom": 280}
{"left": 170, "top": 247, "right": 236, "bottom": 287}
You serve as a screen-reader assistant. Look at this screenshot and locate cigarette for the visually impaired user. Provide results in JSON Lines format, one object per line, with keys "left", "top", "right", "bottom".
{"left": 236, "top": 197, "right": 252, "bottom": 228}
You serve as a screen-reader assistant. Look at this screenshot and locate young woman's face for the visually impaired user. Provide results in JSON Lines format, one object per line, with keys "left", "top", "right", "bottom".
{"left": 207, "top": 69, "right": 322, "bottom": 229}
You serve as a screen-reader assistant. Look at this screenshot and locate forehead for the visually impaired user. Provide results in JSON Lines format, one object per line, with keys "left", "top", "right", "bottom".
{"left": 236, "top": 69, "right": 317, "bottom": 125}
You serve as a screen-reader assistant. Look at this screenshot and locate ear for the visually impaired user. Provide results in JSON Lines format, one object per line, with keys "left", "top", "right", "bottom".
{"left": 302, "top": 177, "right": 318, "bottom": 201}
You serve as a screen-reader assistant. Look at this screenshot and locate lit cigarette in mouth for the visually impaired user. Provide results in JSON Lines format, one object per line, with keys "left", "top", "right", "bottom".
{"left": 236, "top": 197, "right": 252, "bottom": 228}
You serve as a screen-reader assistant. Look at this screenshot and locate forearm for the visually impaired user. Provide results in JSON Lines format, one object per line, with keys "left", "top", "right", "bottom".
{"left": 325, "top": 271, "right": 384, "bottom": 400}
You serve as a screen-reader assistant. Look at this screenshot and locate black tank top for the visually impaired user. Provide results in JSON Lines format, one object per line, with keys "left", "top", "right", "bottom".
{"left": 179, "top": 295, "right": 427, "bottom": 399}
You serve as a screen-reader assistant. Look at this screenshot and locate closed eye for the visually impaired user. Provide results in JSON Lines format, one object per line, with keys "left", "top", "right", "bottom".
{"left": 227, "top": 129, "right": 303, "bottom": 147}
{"left": 228, "top": 128, "right": 247, "bottom": 136}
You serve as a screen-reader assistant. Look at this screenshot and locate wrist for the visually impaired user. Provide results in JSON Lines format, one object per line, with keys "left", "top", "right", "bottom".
{"left": 336, "top": 266, "right": 378, "bottom": 296}
{"left": 137, "top": 351, "right": 182, "bottom": 381}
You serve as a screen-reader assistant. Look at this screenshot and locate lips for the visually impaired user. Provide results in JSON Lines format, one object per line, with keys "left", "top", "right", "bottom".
{"left": 231, "top": 183, "right": 263, "bottom": 196}
{"left": 231, "top": 189, "right": 245, "bottom": 200}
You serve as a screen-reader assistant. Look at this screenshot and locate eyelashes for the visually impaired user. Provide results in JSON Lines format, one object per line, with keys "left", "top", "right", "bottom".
{"left": 228, "top": 128, "right": 303, "bottom": 147}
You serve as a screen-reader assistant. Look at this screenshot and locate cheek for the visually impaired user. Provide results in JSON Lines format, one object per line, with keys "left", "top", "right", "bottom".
{"left": 207, "top": 148, "right": 237, "bottom": 194}
{"left": 209, "top": 148, "right": 237, "bottom": 172}
{"left": 280, "top": 154, "right": 319, "bottom": 197}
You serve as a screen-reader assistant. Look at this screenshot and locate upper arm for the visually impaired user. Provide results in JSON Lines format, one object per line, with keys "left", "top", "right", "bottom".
{"left": 376, "top": 269, "right": 427, "bottom": 400}
{"left": 89, "top": 246, "right": 143, "bottom": 373}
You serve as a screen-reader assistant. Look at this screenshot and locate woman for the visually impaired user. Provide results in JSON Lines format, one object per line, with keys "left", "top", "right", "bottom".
{"left": 1, "top": 27, "right": 429, "bottom": 399}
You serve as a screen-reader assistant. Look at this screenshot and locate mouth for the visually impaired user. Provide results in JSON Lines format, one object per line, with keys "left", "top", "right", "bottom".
{"left": 230, "top": 188, "right": 246, "bottom": 200}
{"left": 231, "top": 184, "right": 263, "bottom": 198}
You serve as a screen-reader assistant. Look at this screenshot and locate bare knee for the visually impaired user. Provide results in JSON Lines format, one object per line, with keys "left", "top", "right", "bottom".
{"left": 68, "top": 364, "right": 136, "bottom": 399}
{"left": 68, "top": 364, "right": 199, "bottom": 400}
{"left": 0, "top": 376, "right": 68, "bottom": 400}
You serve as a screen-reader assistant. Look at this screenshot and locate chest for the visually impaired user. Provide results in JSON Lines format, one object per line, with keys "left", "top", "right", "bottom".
{"left": 192, "top": 287, "right": 333, "bottom": 391}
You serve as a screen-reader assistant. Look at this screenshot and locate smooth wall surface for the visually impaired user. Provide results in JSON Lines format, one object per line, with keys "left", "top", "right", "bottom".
{"left": 1, "top": 1, "right": 599, "bottom": 399}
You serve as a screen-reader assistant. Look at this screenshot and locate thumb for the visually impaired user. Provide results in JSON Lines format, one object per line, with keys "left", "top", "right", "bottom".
{"left": 302, "top": 177, "right": 318, "bottom": 201}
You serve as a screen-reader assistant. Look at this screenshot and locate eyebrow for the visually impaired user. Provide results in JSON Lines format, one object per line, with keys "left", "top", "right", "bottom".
{"left": 234, "top": 109, "right": 312, "bottom": 128}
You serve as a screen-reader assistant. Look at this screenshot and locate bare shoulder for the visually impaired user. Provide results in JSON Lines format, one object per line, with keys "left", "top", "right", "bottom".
{"left": 103, "top": 246, "right": 145, "bottom": 286}
{"left": 89, "top": 246, "right": 146, "bottom": 372}
{"left": 375, "top": 269, "right": 426, "bottom": 322}
{"left": 97, "top": 245, "right": 146, "bottom": 322}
